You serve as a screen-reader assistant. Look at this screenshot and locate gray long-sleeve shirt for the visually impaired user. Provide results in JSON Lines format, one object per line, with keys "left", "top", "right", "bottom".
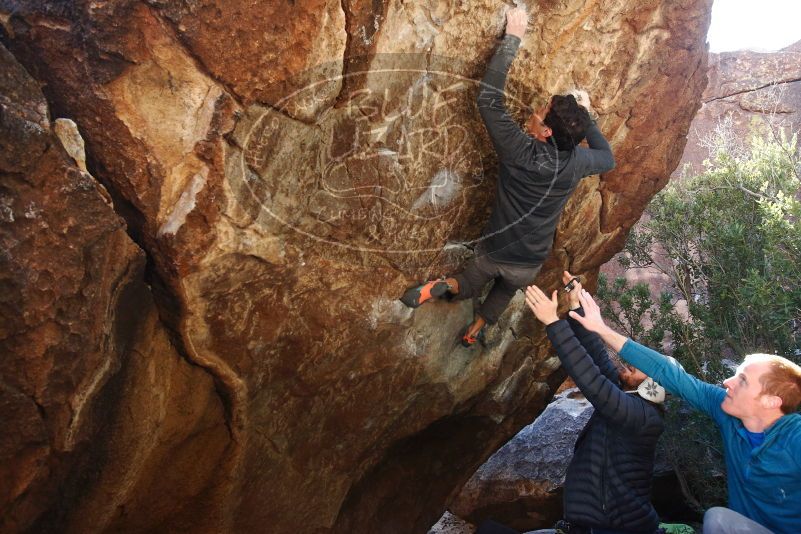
{"left": 477, "top": 35, "right": 615, "bottom": 265}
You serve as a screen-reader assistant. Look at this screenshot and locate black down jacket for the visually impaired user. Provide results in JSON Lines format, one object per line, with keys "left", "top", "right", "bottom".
{"left": 546, "top": 311, "right": 664, "bottom": 533}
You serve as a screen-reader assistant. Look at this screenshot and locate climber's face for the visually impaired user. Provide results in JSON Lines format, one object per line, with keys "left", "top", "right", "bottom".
{"left": 526, "top": 98, "right": 553, "bottom": 142}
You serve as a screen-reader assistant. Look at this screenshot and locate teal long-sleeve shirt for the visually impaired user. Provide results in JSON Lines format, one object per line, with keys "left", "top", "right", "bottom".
{"left": 620, "top": 339, "right": 801, "bottom": 534}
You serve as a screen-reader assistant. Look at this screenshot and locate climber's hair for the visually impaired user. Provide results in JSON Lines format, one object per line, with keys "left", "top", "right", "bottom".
{"left": 545, "top": 94, "right": 592, "bottom": 150}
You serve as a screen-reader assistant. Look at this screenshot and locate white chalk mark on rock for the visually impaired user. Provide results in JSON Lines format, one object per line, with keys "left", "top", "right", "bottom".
{"left": 368, "top": 297, "right": 413, "bottom": 330}
{"left": 412, "top": 169, "right": 461, "bottom": 211}
{"left": 158, "top": 168, "right": 208, "bottom": 237}
{"left": 54, "top": 118, "right": 88, "bottom": 172}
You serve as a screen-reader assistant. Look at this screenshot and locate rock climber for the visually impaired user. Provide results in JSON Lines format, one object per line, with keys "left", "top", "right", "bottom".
{"left": 400, "top": 7, "right": 615, "bottom": 347}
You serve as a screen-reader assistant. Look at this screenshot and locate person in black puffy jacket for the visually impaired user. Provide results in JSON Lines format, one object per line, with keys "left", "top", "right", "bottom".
{"left": 526, "top": 271, "right": 666, "bottom": 534}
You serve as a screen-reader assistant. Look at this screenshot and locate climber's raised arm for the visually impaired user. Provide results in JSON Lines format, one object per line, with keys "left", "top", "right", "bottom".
{"left": 476, "top": 8, "right": 539, "bottom": 164}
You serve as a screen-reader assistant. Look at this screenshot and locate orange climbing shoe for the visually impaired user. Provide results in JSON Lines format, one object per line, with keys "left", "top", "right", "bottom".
{"left": 460, "top": 325, "right": 485, "bottom": 348}
{"left": 400, "top": 278, "right": 450, "bottom": 308}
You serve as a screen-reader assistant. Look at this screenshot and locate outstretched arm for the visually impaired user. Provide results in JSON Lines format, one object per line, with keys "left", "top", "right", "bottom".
{"left": 569, "top": 289, "right": 727, "bottom": 421}
{"left": 526, "top": 283, "right": 649, "bottom": 427}
{"left": 545, "top": 320, "right": 655, "bottom": 429}
{"left": 567, "top": 289, "right": 628, "bottom": 352}
{"left": 619, "top": 339, "right": 726, "bottom": 421}
{"left": 561, "top": 271, "right": 619, "bottom": 381}
{"left": 569, "top": 91, "right": 615, "bottom": 175}
{"left": 567, "top": 307, "right": 618, "bottom": 381}
{"left": 526, "top": 278, "right": 618, "bottom": 381}
{"left": 477, "top": 8, "right": 539, "bottom": 164}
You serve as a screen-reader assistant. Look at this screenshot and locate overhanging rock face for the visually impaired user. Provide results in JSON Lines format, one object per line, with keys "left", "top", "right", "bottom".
{"left": 0, "top": 1, "right": 711, "bottom": 532}
{"left": 0, "top": 42, "right": 230, "bottom": 534}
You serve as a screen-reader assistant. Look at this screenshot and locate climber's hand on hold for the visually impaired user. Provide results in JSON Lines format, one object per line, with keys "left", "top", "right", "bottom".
{"left": 571, "top": 89, "right": 591, "bottom": 112}
{"left": 505, "top": 7, "right": 528, "bottom": 39}
{"left": 569, "top": 89, "right": 599, "bottom": 121}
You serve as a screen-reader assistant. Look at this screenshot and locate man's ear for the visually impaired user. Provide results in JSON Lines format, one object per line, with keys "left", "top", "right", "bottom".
{"left": 543, "top": 126, "right": 552, "bottom": 138}
{"left": 760, "top": 394, "right": 783, "bottom": 410}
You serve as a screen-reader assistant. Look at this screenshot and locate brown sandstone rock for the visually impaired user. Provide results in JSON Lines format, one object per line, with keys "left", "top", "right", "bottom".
{"left": 0, "top": 0, "right": 711, "bottom": 532}
{"left": 0, "top": 42, "right": 230, "bottom": 533}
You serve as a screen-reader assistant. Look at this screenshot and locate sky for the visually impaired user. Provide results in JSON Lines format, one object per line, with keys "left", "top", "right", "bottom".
{"left": 707, "top": 0, "right": 801, "bottom": 52}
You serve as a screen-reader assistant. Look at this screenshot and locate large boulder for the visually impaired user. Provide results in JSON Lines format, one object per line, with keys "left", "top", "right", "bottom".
{"left": 0, "top": 42, "right": 229, "bottom": 533}
{"left": 0, "top": 1, "right": 711, "bottom": 532}
{"left": 446, "top": 388, "right": 687, "bottom": 531}
{"left": 450, "top": 389, "right": 593, "bottom": 531}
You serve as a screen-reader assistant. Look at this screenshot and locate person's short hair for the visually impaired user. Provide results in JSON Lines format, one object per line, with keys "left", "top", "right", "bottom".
{"left": 544, "top": 94, "right": 592, "bottom": 150}
{"left": 746, "top": 353, "right": 801, "bottom": 414}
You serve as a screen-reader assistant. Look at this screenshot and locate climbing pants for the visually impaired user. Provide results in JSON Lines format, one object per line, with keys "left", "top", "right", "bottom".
{"left": 452, "top": 245, "right": 541, "bottom": 325}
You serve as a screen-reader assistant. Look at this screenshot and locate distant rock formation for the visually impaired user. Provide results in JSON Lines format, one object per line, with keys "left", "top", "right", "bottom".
{"left": 678, "top": 40, "right": 801, "bottom": 177}
{"left": 0, "top": 1, "right": 711, "bottom": 532}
